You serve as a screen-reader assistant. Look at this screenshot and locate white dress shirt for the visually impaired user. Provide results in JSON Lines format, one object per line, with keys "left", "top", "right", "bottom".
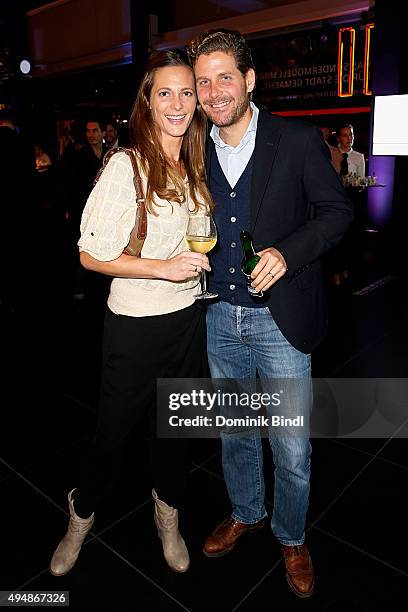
{"left": 338, "top": 147, "right": 365, "bottom": 178}
{"left": 210, "top": 102, "right": 259, "bottom": 188}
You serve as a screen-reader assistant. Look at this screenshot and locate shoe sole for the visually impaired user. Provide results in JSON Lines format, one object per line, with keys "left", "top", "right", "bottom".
{"left": 50, "top": 567, "right": 71, "bottom": 577}
{"left": 170, "top": 564, "right": 190, "bottom": 573}
{"left": 203, "top": 519, "right": 266, "bottom": 558}
{"left": 286, "top": 574, "right": 315, "bottom": 599}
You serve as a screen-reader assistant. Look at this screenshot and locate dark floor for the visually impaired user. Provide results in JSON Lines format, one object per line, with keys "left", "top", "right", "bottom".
{"left": 1, "top": 225, "right": 407, "bottom": 611}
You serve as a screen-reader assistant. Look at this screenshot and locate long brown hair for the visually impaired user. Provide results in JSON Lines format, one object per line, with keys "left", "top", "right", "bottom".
{"left": 129, "top": 49, "right": 213, "bottom": 214}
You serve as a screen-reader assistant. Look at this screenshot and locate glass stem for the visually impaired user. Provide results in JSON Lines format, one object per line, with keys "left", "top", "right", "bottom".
{"left": 201, "top": 269, "right": 207, "bottom": 294}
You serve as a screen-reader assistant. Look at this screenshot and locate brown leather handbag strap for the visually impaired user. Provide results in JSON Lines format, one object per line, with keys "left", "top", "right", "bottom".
{"left": 94, "top": 146, "right": 147, "bottom": 239}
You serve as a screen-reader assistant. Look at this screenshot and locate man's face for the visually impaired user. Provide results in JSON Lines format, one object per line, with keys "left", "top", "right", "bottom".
{"left": 338, "top": 127, "right": 354, "bottom": 151}
{"left": 86, "top": 122, "right": 104, "bottom": 146}
{"left": 194, "top": 51, "right": 255, "bottom": 128}
{"left": 105, "top": 124, "right": 118, "bottom": 145}
{"left": 320, "top": 127, "right": 331, "bottom": 142}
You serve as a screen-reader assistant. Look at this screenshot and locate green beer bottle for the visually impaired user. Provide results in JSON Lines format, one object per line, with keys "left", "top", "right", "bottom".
{"left": 240, "top": 230, "right": 263, "bottom": 297}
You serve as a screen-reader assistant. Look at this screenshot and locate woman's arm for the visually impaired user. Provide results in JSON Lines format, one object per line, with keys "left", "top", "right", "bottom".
{"left": 80, "top": 250, "right": 210, "bottom": 282}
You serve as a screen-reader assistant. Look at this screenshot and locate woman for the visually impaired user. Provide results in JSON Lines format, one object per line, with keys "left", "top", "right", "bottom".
{"left": 50, "top": 50, "right": 213, "bottom": 576}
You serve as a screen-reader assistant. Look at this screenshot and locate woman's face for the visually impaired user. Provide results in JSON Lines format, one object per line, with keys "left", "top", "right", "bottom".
{"left": 149, "top": 65, "right": 196, "bottom": 150}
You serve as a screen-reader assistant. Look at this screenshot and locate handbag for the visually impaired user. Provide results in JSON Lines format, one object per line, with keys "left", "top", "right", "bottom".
{"left": 93, "top": 146, "right": 147, "bottom": 257}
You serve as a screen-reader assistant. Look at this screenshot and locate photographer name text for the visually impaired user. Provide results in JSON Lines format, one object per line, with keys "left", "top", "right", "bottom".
{"left": 168, "top": 415, "right": 304, "bottom": 428}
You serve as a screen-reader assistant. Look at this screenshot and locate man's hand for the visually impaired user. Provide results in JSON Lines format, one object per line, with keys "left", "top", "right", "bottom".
{"left": 251, "top": 247, "right": 287, "bottom": 292}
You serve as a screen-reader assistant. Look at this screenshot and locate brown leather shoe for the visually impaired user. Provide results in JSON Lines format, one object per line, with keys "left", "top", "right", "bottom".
{"left": 203, "top": 517, "right": 266, "bottom": 557}
{"left": 282, "top": 544, "right": 315, "bottom": 598}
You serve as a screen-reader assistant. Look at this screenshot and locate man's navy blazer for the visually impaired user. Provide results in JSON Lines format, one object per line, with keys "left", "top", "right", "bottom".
{"left": 205, "top": 108, "right": 353, "bottom": 354}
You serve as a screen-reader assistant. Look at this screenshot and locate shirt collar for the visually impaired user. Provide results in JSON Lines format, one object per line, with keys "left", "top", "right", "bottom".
{"left": 338, "top": 146, "right": 354, "bottom": 155}
{"left": 210, "top": 102, "right": 259, "bottom": 150}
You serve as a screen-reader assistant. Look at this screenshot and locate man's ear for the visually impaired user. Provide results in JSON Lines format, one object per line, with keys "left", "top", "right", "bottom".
{"left": 246, "top": 68, "right": 256, "bottom": 94}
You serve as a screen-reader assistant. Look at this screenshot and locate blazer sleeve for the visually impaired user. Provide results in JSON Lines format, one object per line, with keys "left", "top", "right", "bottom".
{"left": 274, "top": 127, "right": 354, "bottom": 275}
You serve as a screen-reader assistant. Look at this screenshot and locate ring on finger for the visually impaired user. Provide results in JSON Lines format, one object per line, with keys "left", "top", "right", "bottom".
{"left": 268, "top": 271, "right": 275, "bottom": 278}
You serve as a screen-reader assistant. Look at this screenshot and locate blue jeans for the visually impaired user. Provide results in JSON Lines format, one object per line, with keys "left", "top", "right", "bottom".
{"left": 207, "top": 301, "right": 312, "bottom": 546}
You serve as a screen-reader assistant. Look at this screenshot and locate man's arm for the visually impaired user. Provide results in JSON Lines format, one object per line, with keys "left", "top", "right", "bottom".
{"left": 273, "top": 127, "right": 353, "bottom": 273}
{"left": 251, "top": 127, "right": 353, "bottom": 292}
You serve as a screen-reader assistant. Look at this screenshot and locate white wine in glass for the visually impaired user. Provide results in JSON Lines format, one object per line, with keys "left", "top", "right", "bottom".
{"left": 185, "top": 236, "right": 217, "bottom": 254}
{"left": 186, "top": 212, "right": 218, "bottom": 300}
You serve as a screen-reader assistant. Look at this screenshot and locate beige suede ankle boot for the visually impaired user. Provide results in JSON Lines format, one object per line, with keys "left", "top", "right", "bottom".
{"left": 50, "top": 489, "right": 94, "bottom": 576}
{"left": 152, "top": 489, "right": 190, "bottom": 573}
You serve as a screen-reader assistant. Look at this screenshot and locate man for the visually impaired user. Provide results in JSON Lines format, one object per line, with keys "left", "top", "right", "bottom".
{"left": 104, "top": 120, "right": 119, "bottom": 149}
{"left": 320, "top": 126, "right": 341, "bottom": 172}
{"left": 334, "top": 123, "right": 365, "bottom": 179}
{"left": 0, "top": 110, "right": 35, "bottom": 312}
{"left": 320, "top": 125, "right": 336, "bottom": 153}
{"left": 187, "top": 29, "right": 353, "bottom": 598}
{"left": 64, "top": 119, "right": 108, "bottom": 301}
{"left": 320, "top": 125, "right": 332, "bottom": 146}
{"left": 68, "top": 120, "right": 108, "bottom": 231}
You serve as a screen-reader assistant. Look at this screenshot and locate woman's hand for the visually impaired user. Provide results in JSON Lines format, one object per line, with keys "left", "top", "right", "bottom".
{"left": 79, "top": 250, "right": 210, "bottom": 282}
{"left": 157, "top": 251, "right": 211, "bottom": 282}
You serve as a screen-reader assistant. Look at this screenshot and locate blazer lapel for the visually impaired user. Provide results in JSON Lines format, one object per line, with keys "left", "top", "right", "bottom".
{"left": 205, "top": 136, "right": 213, "bottom": 183}
{"left": 251, "top": 110, "right": 281, "bottom": 231}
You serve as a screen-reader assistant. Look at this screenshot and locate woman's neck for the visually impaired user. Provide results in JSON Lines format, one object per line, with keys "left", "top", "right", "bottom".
{"left": 162, "top": 136, "right": 183, "bottom": 164}
{"left": 162, "top": 139, "right": 186, "bottom": 178}
{"left": 171, "top": 157, "right": 186, "bottom": 179}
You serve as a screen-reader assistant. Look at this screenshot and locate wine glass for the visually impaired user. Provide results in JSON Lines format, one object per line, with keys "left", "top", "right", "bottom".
{"left": 186, "top": 212, "right": 218, "bottom": 300}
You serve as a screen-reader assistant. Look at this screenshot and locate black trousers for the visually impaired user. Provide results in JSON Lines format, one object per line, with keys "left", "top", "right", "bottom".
{"left": 75, "top": 303, "right": 207, "bottom": 517}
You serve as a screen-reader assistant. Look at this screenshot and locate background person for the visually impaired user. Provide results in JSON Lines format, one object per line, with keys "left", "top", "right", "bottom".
{"left": 334, "top": 123, "right": 365, "bottom": 180}
{"left": 104, "top": 120, "right": 120, "bottom": 148}
{"left": 0, "top": 110, "right": 35, "bottom": 313}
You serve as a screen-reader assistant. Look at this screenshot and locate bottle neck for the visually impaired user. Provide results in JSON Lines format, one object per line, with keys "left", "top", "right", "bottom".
{"left": 242, "top": 239, "right": 257, "bottom": 259}
{"left": 240, "top": 231, "right": 255, "bottom": 253}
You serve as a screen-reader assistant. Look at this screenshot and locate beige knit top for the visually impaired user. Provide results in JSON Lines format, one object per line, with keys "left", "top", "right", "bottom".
{"left": 78, "top": 151, "right": 201, "bottom": 317}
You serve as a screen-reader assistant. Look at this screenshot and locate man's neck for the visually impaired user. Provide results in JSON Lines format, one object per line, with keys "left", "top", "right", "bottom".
{"left": 219, "top": 105, "right": 253, "bottom": 148}
{"left": 339, "top": 146, "right": 352, "bottom": 154}
{"left": 91, "top": 143, "right": 103, "bottom": 158}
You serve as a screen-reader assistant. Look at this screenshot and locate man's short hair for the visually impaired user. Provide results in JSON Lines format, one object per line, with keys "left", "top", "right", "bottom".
{"left": 85, "top": 119, "right": 105, "bottom": 132}
{"left": 187, "top": 28, "right": 255, "bottom": 76}
{"left": 106, "top": 119, "right": 118, "bottom": 130}
{"left": 336, "top": 124, "right": 354, "bottom": 136}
